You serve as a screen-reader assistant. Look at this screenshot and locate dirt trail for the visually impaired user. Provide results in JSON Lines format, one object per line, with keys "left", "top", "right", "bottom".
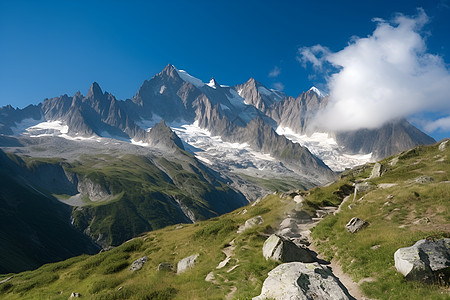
{"left": 280, "top": 199, "right": 373, "bottom": 300}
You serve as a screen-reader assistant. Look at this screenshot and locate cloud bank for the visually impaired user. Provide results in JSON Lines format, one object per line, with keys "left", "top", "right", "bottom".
{"left": 268, "top": 66, "right": 281, "bottom": 77}
{"left": 299, "top": 9, "right": 450, "bottom": 133}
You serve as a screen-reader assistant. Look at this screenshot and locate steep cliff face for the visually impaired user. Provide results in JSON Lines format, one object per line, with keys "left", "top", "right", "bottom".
{"left": 234, "top": 78, "right": 286, "bottom": 113}
{"left": 334, "top": 119, "right": 436, "bottom": 158}
{"left": 270, "top": 90, "right": 328, "bottom": 134}
{"left": 0, "top": 150, "right": 100, "bottom": 274}
{"left": 230, "top": 118, "right": 335, "bottom": 184}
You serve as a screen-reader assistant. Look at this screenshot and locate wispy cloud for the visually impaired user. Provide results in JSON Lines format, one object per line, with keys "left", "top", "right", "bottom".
{"left": 299, "top": 8, "right": 450, "bottom": 133}
{"left": 273, "top": 82, "right": 285, "bottom": 91}
{"left": 268, "top": 66, "right": 281, "bottom": 78}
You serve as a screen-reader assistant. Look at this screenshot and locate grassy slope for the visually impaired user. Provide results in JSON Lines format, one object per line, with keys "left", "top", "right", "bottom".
{"left": 0, "top": 193, "right": 295, "bottom": 299}
{"left": 0, "top": 151, "right": 99, "bottom": 274}
{"left": 6, "top": 151, "right": 247, "bottom": 248}
{"left": 1, "top": 142, "right": 448, "bottom": 299}
{"left": 311, "top": 141, "right": 450, "bottom": 299}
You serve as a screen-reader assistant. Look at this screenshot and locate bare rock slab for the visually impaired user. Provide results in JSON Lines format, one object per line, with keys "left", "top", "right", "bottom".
{"left": 394, "top": 238, "right": 450, "bottom": 283}
{"left": 263, "top": 234, "right": 314, "bottom": 263}
{"left": 177, "top": 253, "right": 199, "bottom": 274}
{"left": 345, "top": 217, "right": 369, "bottom": 233}
{"left": 253, "top": 262, "right": 354, "bottom": 300}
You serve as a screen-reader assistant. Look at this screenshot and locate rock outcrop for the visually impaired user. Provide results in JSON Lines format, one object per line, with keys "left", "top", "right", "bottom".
{"left": 345, "top": 217, "right": 369, "bottom": 233}
{"left": 262, "top": 234, "right": 314, "bottom": 263}
{"left": 394, "top": 238, "right": 450, "bottom": 283}
{"left": 253, "top": 262, "right": 354, "bottom": 300}
{"left": 177, "top": 253, "right": 199, "bottom": 274}
{"left": 130, "top": 256, "right": 147, "bottom": 271}
{"left": 237, "top": 216, "right": 264, "bottom": 233}
{"left": 369, "top": 162, "right": 385, "bottom": 179}
{"left": 69, "top": 292, "right": 81, "bottom": 298}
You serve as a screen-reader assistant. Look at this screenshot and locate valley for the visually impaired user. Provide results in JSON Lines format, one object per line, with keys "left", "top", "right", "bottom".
{"left": 0, "top": 65, "right": 445, "bottom": 299}
{"left": 0, "top": 140, "right": 447, "bottom": 299}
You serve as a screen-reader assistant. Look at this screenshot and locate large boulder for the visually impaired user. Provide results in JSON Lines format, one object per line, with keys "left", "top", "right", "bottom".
{"left": 394, "top": 238, "right": 450, "bottom": 282}
{"left": 130, "top": 256, "right": 147, "bottom": 271}
{"left": 369, "top": 162, "right": 385, "bottom": 179}
{"left": 262, "top": 234, "right": 314, "bottom": 263}
{"left": 345, "top": 217, "right": 368, "bottom": 233}
{"left": 177, "top": 253, "right": 199, "bottom": 274}
{"left": 237, "top": 216, "right": 264, "bottom": 233}
{"left": 157, "top": 262, "right": 174, "bottom": 272}
{"left": 253, "top": 262, "right": 354, "bottom": 300}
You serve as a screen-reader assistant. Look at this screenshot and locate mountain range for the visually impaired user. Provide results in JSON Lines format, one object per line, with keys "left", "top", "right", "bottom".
{"left": 0, "top": 64, "right": 436, "bottom": 273}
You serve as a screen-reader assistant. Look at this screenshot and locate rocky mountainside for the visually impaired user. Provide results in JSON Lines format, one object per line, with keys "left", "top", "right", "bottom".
{"left": 1, "top": 140, "right": 447, "bottom": 299}
{"left": 0, "top": 64, "right": 434, "bottom": 175}
{"left": 0, "top": 149, "right": 100, "bottom": 274}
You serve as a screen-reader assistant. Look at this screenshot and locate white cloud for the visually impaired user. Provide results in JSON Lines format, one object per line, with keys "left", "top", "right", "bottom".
{"left": 299, "top": 8, "right": 450, "bottom": 132}
{"left": 297, "top": 45, "right": 331, "bottom": 70}
{"left": 268, "top": 66, "right": 281, "bottom": 77}
{"left": 273, "top": 82, "right": 285, "bottom": 91}
{"left": 424, "top": 116, "right": 450, "bottom": 132}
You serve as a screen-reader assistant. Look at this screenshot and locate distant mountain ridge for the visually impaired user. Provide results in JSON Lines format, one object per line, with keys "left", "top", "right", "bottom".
{"left": 0, "top": 63, "right": 437, "bottom": 274}
{"left": 0, "top": 64, "right": 435, "bottom": 175}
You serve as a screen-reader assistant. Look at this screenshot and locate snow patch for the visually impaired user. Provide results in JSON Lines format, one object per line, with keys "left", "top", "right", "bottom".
{"left": 159, "top": 85, "right": 166, "bottom": 94}
{"left": 309, "top": 86, "right": 327, "bottom": 98}
{"left": 25, "top": 120, "right": 69, "bottom": 135}
{"left": 220, "top": 104, "right": 231, "bottom": 111}
{"left": 257, "top": 86, "right": 272, "bottom": 96}
{"left": 207, "top": 78, "right": 219, "bottom": 89}
{"left": 168, "top": 121, "right": 284, "bottom": 176}
{"left": 11, "top": 118, "right": 44, "bottom": 135}
{"left": 276, "top": 126, "right": 372, "bottom": 171}
{"left": 136, "top": 115, "right": 164, "bottom": 131}
{"left": 227, "top": 89, "right": 248, "bottom": 107}
{"left": 131, "top": 139, "right": 150, "bottom": 147}
{"left": 175, "top": 68, "right": 205, "bottom": 88}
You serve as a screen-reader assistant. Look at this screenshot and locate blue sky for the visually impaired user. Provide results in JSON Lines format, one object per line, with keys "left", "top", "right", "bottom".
{"left": 1, "top": 0, "right": 449, "bottom": 140}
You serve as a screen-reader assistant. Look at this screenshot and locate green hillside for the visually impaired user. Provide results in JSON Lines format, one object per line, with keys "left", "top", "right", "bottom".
{"left": 311, "top": 140, "right": 450, "bottom": 299}
{"left": 0, "top": 141, "right": 448, "bottom": 299}
{"left": 0, "top": 148, "right": 247, "bottom": 273}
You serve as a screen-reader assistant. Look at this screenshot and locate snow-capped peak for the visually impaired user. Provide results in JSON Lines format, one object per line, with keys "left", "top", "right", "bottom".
{"left": 174, "top": 67, "right": 205, "bottom": 88}
{"left": 207, "top": 77, "right": 220, "bottom": 89}
{"left": 309, "top": 86, "right": 327, "bottom": 98}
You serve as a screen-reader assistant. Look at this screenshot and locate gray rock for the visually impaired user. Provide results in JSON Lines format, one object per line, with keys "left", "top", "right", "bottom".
{"left": 157, "top": 262, "right": 174, "bottom": 272}
{"left": 130, "top": 256, "right": 147, "bottom": 271}
{"left": 293, "top": 195, "right": 304, "bottom": 204}
{"left": 369, "top": 162, "right": 385, "bottom": 178}
{"left": 345, "top": 217, "right": 369, "bottom": 233}
{"left": 69, "top": 292, "right": 81, "bottom": 298}
{"left": 177, "top": 253, "right": 199, "bottom": 274}
{"left": 414, "top": 176, "right": 434, "bottom": 184}
{"left": 439, "top": 140, "right": 448, "bottom": 151}
{"left": 354, "top": 182, "right": 372, "bottom": 193}
{"left": 389, "top": 156, "right": 399, "bottom": 166}
{"left": 205, "top": 271, "right": 216, "bottom": 282}
{"left": 262, "top": 234, "right": 314, "bottom": 263}
{"left": 237, "top": 216, "right": 264, "bottom": 233}
{"left": 394, "top": 238, "right": 450, "bottom": 282}
{"left": 0, "top": 276, "right": 13, "bottom": 284}
{"left": 253, "top": 262, "right": 354, "bottom": 300}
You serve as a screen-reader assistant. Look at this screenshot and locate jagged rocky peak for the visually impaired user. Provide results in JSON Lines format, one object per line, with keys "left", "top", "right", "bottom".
{"left": 307, "top": 86, "right": 327, "bottom": 98}
{"left": 87, "top": 82, "right": 104, "bottom": 99}
{"left": 207, "top": 77, "right": 220, "bottom": 89}
{"left": 147, "top": 120, "right": 185, "bottom": 151}
{"left": 160, "top": 63, "right": 180, "bottom": 80}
